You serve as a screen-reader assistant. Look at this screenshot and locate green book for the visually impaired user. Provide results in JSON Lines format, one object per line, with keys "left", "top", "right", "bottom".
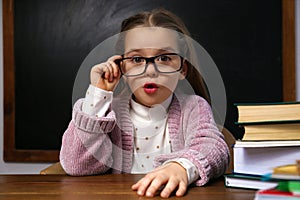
{"left": 277, "top": 181, "right": 300, "bottom": 193}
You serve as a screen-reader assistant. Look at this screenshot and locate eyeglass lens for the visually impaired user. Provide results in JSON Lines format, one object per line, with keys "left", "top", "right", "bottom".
{"left": 120, "top": 54, "right": 182, "bottom": 76}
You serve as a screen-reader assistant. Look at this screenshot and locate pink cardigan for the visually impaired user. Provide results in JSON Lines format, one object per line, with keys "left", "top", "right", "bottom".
{"left": 60, "top": 94, "right": 229, "bottom": 186}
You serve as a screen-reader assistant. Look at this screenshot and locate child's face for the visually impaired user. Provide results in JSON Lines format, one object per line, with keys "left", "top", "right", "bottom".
{"left": 123, "top": 27, "right": 186, "bottom": 107}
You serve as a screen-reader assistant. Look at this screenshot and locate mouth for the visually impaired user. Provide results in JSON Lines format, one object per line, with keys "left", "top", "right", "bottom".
{"left": 143, "top": 83, "right": 158, "bottom": 94}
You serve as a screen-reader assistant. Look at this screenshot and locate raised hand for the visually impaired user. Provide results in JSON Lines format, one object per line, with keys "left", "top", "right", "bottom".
{"left": 90, "top": 55, "right": 122, "bottom": 91}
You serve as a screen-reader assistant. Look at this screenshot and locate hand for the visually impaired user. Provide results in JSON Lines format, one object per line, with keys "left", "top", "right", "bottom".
{"left": 90, "top": 55, "right": 122, "bottom": 91}
{"left": 131, "top": 162, "right": 188, "bottom": 198}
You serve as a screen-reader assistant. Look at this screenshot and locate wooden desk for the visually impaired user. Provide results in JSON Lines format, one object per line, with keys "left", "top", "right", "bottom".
{"left": 0, "top": 174, "right": 255, "bottom": 200}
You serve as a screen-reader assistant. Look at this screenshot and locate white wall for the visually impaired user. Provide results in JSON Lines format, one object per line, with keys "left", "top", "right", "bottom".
{"left": 1, "top": 0, "right": 300, "bottom": 174}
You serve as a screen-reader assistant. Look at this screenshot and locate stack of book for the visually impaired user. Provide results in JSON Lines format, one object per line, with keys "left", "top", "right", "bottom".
{"left": 254, "top": 160, "right": 300, "bottom": 199}
{"left": 254, "top": 182, "right": 300, "bottom": 200}
{"left": 224, "top": 101, "right": 300, "bottom": 190}
{"left": 225, "top": 158, "right": 300, "bottom": 191}
{"left": 235, "top": 102, "right": 300, "bottom": 141}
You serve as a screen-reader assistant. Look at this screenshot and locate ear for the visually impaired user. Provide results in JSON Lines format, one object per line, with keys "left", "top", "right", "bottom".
{"left": 179, "top": 60, "right": 188, "bottom": 80}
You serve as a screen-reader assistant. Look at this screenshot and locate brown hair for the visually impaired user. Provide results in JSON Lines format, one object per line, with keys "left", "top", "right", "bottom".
{"left": 118, "top": 8, "right": 210, "bottom": 104}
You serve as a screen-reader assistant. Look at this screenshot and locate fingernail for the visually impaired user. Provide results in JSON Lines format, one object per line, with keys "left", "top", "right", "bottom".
{"left": 161, "top": 191, "right": 168, "bottom": 198}
{"left": 146, "top": 191, "right": 152, "bottom": 197}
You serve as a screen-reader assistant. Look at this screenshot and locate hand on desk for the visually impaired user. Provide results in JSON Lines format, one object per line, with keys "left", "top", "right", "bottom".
{"left": 131, "top": 162, "right": 188, "bottom": 198}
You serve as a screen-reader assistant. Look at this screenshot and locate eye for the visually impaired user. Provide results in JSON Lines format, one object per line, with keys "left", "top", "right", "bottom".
{"left": 157, "top": 55, "right": 171, "bottom": 62}
{"left": 130, "top": 57, "right": 145, "bottom": 64}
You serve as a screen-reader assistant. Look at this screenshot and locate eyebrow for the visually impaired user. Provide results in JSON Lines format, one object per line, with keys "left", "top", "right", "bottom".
{"left": 125, "top": 47, "right": 178, "bottom": 54}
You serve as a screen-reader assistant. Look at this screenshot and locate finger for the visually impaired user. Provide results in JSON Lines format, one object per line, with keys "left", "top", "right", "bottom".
{"left": 91, "top": 64, "right": 105, "bottom": 76}
{"left": 175, "top": 181, "right": 187, "bottom": 197}
{"left": 131, "top": 177, "right": 144, "bottom": 190}
{"left": 93, "top": 63, "right": 110, "bottom": 78}
{"left": 108, "top": 55, "right": 122, "bottom": 75}
{"left": 145, "top": 176, "right": 167, "bottom": 197}
{"left": 131, "top": 183, "right": 138, "bottom": 191}
{"left": 104, "top": 63, "right": 113, "bottom": 81}
{"left": 131, "top": 177, "right": 147, "bottom": 190}
{"left": 132, "top": 177, "right": 153, "bottom": 196}
{"left": 91, "top": 64, "right": 107, "bottom": 86}
{"left": 160, "top": 177, "right": 179, "bottom": 198}
{"left": 107, "top": 55, "right": 122, "bottom": 62}
{"left": 108, "top": 60, "right": 120, "bottom": 78}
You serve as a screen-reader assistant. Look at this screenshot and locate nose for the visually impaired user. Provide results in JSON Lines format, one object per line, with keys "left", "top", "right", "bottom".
{"left": 145, "top": 63, "right": 159, "bottom": 78}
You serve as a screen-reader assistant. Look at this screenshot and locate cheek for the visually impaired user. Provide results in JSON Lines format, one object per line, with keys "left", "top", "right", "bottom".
{"left": 160, "top": 74, "right": 180, "bottom": 91}
{"left": 125, "top": 78, "right": 144, "bottom": 93}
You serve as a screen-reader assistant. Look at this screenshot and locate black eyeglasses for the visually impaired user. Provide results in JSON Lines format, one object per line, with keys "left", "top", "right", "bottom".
{"left": 117, "top": 53, "right": 183, "bottom": 77}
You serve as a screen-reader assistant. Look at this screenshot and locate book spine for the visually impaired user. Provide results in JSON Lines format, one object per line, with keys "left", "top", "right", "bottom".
{"left": 235, "top": 120, "right": 300, "bottom": 125}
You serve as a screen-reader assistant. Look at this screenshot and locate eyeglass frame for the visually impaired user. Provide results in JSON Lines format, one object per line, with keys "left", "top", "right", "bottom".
{"left": 116, "top": 53, "right": 184, "bottom": 77}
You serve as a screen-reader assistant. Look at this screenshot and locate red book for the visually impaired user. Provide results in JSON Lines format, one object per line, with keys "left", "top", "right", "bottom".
{"left": 255, "top": 188, "right": 300, "bottom": 200}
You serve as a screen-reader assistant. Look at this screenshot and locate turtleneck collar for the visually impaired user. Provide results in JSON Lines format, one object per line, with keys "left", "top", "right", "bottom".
{"left": 130, "top": 95, "right": 172, "bottom": 122}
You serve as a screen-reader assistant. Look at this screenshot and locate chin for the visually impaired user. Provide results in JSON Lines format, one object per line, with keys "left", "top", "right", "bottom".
{"left": 133, "top": 94, "right": 158, "bottom": 107}
{"left": 140, "top": 99, "right": 160, "bottom": 107}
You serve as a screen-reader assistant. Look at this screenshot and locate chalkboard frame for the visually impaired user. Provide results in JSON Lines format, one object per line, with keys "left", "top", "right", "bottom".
{"left": 3, "top": 0, "right": 296, "bottom": 162}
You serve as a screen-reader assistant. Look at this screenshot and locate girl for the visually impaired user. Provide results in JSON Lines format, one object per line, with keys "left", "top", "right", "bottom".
{"left": 60, "top": 8, "right": 229, "bottom": 198}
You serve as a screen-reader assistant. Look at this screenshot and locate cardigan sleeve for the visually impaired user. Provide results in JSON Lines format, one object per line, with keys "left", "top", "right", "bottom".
{"left": 153, "top": 95, "right": 229, "bottom": 186}
{"left": 60, "top": 98, "right": 117, "bottom": 176}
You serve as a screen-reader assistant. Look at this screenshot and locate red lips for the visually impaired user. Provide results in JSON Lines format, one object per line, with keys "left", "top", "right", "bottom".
{"left": 143, "top": 83, "right": 158, "bottom": 94}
